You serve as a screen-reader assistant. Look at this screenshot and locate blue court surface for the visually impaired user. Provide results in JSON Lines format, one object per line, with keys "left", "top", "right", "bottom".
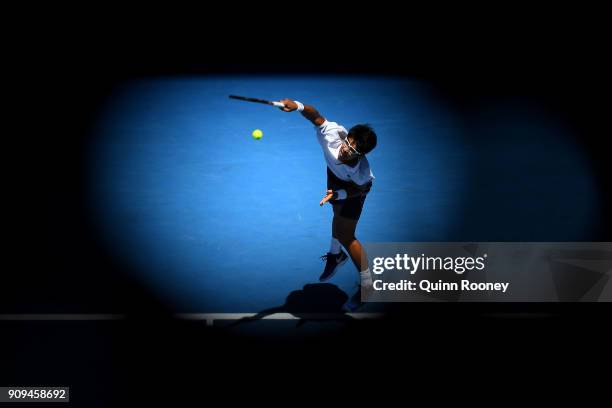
{"left": 87, "top": 76, "right": 601, "bottom": 325}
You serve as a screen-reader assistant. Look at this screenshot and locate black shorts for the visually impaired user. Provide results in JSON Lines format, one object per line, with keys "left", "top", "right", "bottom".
{"left": 332, "top": 194, "right": 367, "bottom": 220}
{"left": 327, "top": 167, "right": 368, "bottom": 221}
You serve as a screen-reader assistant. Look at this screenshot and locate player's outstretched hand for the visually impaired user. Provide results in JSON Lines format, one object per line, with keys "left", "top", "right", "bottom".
{"left": 320, "top": 190, "right": 334, "bottom": 206}
{"left": 279, "top": 99, "right": 298, "bottom": 112}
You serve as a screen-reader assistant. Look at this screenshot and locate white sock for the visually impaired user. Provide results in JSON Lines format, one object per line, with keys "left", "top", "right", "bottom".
{"left": 360, "top": 268, "right": 373, "bottom": 288}
{"left": 330, "top": 237, "right": 341, "bottom": 254}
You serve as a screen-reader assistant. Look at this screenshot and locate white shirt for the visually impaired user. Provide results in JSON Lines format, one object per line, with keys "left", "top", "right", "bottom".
{"left": 316, "top": 120, "right": 375, "bottom": 186}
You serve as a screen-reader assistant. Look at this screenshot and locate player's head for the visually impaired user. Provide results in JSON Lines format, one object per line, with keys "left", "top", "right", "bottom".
{"left": 339, "top": 124, "right": 377, "bottom": 163}
{"left": 348, "top": 124, "right": 377, "bottom": 155}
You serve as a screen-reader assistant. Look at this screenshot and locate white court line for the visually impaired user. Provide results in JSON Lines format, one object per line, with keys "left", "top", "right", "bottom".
{"left": 0, "top": 313, "right": 384, "bottom": 326}
{"left": 176, "top": 313, "right": 385, "bottom": 326}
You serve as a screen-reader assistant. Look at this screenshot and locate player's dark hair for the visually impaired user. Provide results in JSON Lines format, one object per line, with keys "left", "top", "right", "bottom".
{"left": 348, "top": 124, "right": 377, "bottom": 155}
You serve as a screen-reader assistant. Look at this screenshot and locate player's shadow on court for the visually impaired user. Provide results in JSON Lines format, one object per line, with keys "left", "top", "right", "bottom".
{"left": 232, "top": 283, "right": 355, "bottom": 327}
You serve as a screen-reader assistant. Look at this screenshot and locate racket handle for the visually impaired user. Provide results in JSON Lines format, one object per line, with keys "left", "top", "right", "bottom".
{"left": 272, "top": 101, "right": 286, "bottom": 108}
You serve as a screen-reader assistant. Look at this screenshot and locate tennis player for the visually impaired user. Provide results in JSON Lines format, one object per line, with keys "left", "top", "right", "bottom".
{"left": 278, "top": 98, "right": 377, "bottom": 310}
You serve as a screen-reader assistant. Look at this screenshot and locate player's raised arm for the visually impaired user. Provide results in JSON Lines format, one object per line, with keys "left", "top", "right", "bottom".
{"left": 279, "top": 99, "right": 326, "bottom": 126}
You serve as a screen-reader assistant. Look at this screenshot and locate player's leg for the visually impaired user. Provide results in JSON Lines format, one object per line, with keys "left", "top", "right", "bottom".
{"left": 333, "top": 217, "right": 370, "bottom": 276}
{"left": 334, "top": 214, "right": 374, "bottom": 310}
{"left": 333, "top": 215, "right": 365, "bottom": 271}
{"left": 318, "top": 207, "right": 349, "bottom": 282}
{"left": 332, "top": 194, "right": 370, "bottom": 273}
{"left": 332, "top": 197, "right": 373, "bottom": 311}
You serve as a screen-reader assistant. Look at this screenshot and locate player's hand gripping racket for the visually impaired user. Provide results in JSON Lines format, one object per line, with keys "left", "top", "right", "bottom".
{"left": 229, "top": 95, "right": 286, "bottom": 108}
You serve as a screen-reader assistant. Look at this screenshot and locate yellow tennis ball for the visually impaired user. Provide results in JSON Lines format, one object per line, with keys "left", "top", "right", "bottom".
{"left": 252, "top": 129, "right": 263, "bottom": 140}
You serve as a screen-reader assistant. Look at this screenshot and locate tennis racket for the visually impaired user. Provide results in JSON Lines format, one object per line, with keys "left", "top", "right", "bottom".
{"left": 229, "top": 95, "right": 285, "bottom": 108}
